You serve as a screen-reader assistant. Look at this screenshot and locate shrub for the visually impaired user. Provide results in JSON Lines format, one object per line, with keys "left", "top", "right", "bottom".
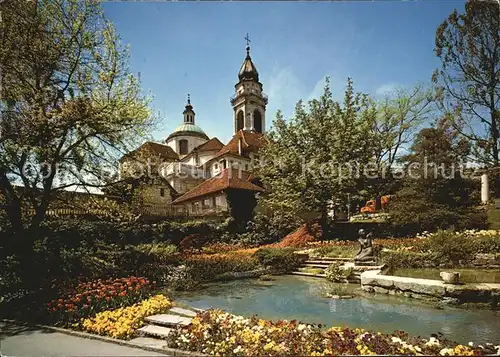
{"left": 253, "top": 247, "right": 303, "bottom": 273}
{"left": 183, "top": 251, "right": 260, "bottom": 282}
{"left": 239, "top": 212, "right": 303, "bottom": 246}
{"left": 162, "top": 265, "right": 199, "bottom": 291}
{"left": 324, "top": 262, "right": 352, "bottom": 283}
{"left": 81, "top": 294, "right": 172, "bottom": 339}
{"left": 314, "top": 244, "right": 358, "bottom": 258}
{"left": 389, "top": 198, "right": 488, "bottom": 237}
{"left": 134, "top": 243, "right": 178, "bottom": 260}
{"left": 421, "top": 230, "right": 474, "bottom": 266}
{"left": 179, "top": 234, "right": 208, "bottom": 252}
{"left": 381, "top": 250, "right": 436, "bottom": 269}
{"left": 275, "top": 221, "right": 321, "bottom": 248}
{"left": 467, "top": 231, "right": 500, "bottom": 254}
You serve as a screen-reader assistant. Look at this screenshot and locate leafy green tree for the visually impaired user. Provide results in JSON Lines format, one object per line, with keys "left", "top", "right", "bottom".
{"left": 389, "top": 118, "right": 486, "bottom": 234}
{"left": 258, "top": 78, "right": 375, "bottom": 238}
{"left": 433, "top": 0, "right": 500, "bottom": 194}
{"left": 0, "top": 0, "right": 153, "bottom": 243}
{"left": 361, "top": 85, "right": 435, "bottom": 208}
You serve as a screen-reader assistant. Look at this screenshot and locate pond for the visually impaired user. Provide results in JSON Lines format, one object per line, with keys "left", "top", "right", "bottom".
{"left": 174, "top": 275, "right": 500, "bottom": 345}
{"left": 391, "top": 268, "right": 500, "bottom": 283}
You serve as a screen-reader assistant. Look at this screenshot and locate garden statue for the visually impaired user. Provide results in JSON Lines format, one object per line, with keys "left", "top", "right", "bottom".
{"left": 354, "top": 229, "right": 375, "bottom": 264}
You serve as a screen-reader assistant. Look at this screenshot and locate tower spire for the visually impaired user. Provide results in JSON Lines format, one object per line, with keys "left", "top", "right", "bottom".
{"left": 183, "top": 94, "right": 195, "bottom": 124}
{"left": 244, "top": 33, "right": 251, "bottom": 56}
{"left": 231, "top": 35, "right": 268, "bottom": 134}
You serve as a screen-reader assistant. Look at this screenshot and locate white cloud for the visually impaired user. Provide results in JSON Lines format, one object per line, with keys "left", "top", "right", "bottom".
{"left": 375, "top": 82, "right": 399, "bottom": 96}
{"left": 266, "top": 66, "right": 304, "bottom": 119}
{"left": 266, "top": 69, "right": 350, "bottom": 122}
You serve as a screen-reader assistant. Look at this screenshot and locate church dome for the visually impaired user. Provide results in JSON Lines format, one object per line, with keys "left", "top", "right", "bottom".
{"left": 166, "top": 123, "right": 209, "bottom": 141}
{"left": 238, "top": 46, "right": 259, "bottom": 82}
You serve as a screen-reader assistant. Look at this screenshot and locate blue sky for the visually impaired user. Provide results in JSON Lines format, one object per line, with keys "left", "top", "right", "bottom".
{"left": 103, "top": 0, "right": 466, "bottom": 144}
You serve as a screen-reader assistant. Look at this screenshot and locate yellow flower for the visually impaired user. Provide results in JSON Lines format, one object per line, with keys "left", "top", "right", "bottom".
{"left": 81, "top": 295, "right": 171, "bottom": 339}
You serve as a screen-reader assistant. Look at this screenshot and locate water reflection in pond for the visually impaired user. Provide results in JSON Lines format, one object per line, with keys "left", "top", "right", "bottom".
{"left": 174, "top": 275, "right": 500, "bottom": 344}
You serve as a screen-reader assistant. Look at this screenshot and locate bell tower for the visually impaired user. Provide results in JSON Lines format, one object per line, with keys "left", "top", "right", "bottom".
{"left": 230, "top": 34, "right": 268, "bottom": 134}
{"left": 183, "top": 94, "right": 195, "bottom": 124}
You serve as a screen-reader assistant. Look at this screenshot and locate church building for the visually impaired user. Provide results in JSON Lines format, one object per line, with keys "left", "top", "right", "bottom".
{"left": 120, "top": 39, "right": 268, "bottom": 217}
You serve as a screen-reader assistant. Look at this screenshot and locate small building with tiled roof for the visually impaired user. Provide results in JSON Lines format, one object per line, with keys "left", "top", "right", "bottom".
{"left": 172, "top": 168, "right": 264, "bottom": 216}
{"left": 119, "top": 142, "right": 179, "bottom": 217}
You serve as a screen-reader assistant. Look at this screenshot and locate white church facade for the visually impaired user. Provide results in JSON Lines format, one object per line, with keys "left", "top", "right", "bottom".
{"left": 120, "top": 41, "right": 267, "bottom": 217}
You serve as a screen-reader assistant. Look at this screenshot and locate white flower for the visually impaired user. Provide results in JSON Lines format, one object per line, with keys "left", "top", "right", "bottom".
{"left": 233, "top": 346, "right": 243, "bottom": 354}
{"left": 426, "top": 337, "right": 440, "bottom": 347}
{"left": 391, "top": 336, "right": 403, "bottom": 344}
{"left": 439, "top": 347, "right": 453, "bottom": 356}
{"left": 298, "top": 324, "right": 307, "bottom": 331}
{"left": 468, "top": 342, "right": 474, "bottom": 347}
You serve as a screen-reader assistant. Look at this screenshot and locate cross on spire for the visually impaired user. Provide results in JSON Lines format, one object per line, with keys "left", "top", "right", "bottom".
{"left": 187, "top": 93, "right": 191, "bottom": 104}
{"left": 244, "top": 33, "right": 251, "bottom": 47}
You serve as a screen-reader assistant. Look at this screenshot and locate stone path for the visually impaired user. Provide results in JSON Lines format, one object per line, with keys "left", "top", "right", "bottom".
{"left": 0, "top": 320, "right": 170, "bottom": 356}
{"left": 130, "top": 306, "right": 201, "bottom": 347}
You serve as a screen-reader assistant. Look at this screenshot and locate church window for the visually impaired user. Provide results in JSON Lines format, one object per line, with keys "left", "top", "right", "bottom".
{"left": 160, "top": 188, "right": 165, "bottom": 197}
{"left": 236, "top": 110, "right": 244, "bottom": 131}
{"left": 179, "top": 139, "right": 188, "bottom": 155}
{"left": 253, "top": 109, "right": 263, "bottom": 133}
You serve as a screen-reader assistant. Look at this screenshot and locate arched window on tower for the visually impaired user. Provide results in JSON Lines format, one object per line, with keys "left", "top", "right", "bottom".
{"left": 253, "top": 109, "right": 263, "bottom": 133}
{"left": 179, "top": 139, "right": 188, "bottom": 155}
{"left": 236, "top": 110, "right": 244, "bottom": 131}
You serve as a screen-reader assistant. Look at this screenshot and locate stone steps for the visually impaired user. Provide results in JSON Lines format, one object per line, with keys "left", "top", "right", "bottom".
{"left": 137, "top": 325, "right": 173, "bottom": 339}
{"left": 169, "top": 307, "right": 197, "bottom": 317}
{"left": 137, "top": 306, "right": 198, "bottom": 340}
{"left": 315, "top": 257, "right": 353, "bottom": 262}
{"left": 291, "top": 271, "right": 326, "bottom": 278}
{"left": 303, "top": 263, "right": 329, "bottom": 269}
{"left": 145, "top": 314, "right": 192, "bottom": 327}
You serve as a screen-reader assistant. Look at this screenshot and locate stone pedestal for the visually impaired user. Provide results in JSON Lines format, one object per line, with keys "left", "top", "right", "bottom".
{"left": 481, "top": 173, "right": 489, "bottom": 204}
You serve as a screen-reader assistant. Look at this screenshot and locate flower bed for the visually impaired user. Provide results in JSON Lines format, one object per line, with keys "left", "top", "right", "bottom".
{"left": 46, "top": 276, "right": 154, "bottom": 324}
{"left": 81, "top": 294, "right": 171, "bottom": 339}
{"left": 166, "top": 309, "right": 499, "bottom": 356}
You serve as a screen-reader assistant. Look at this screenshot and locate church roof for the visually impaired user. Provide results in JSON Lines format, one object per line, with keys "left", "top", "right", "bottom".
{"left": 120, "top": 141, "right": 179, "bottom": 162}
{"left": 193, "top": 137, "right": 224, "bottom": 153}
{"left": 166, "top": 123, "right": 209, "bottom": 141}
{"left": 172, "top": 168, "right": 264, "bottom": 204}
{"left": 238, "top": 46, "right": 259, "bottom": 82}
{"left": 211, "top": 130, "right": 266, "bottom": 161}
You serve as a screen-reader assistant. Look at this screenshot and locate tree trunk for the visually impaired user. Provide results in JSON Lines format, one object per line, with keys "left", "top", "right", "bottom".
{"left": 319, "top": 206, "right": 329, "bottom": 241}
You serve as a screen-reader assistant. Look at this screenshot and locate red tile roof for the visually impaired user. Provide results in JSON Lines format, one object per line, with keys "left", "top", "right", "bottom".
{"left": 172, "top": 168, "right": 264, "bottom": 204}
{"left": 211, "top": 130, "right": 266, "bottom": 161}
{"left": 194, "top": 137, "right": 224, "bottom": 153}
{"left": 121, "top": 142, "right": 179, "bottom": 162}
